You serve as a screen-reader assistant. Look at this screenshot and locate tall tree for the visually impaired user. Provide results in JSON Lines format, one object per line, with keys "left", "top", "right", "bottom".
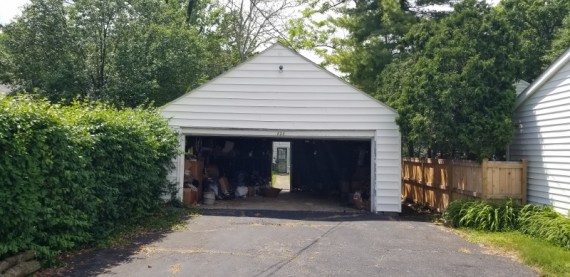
{"left": 2, "top": 0, "right": 88, "bottom": 100}
{"left": 219, "top": 0, "right": 301, "bottom": 61}
{"left": 0, "top": 32, "right": 13, "bottom": 84}
{"left": 1, "top": 0, "right": 210, "bottom": 106}
{"left": 288, "top": 0, "right": 452, "bottom": 92}
{"left": 380, "top": 0, "right": 521, "bottom": 159}
{"left": 497, "top": 0, "right": 570, "bottom": 82}
{"left": 544, "top": 14, "right": 570, "bottom": 64}
{"left": 106, "top": 0, "right": 208, "bottom": 106}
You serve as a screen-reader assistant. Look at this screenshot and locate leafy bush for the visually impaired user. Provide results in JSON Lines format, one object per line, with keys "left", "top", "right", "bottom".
{"left": 444, "top": 199, "right": 520, "bottom": 231}
{"left": 445, "top": 199, "right": 570, "bottom": 250}
{"left": 0, "top": 96, "right": 179, "bottom": 262}
{"left": 518, "top": 205, "right": 570, "bottom": 250}
{"left": 0, "top": 98, "right": 95, "bottom": 261}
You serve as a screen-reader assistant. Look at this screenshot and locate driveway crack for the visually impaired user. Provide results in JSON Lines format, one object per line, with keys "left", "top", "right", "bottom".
{"left": 254, "top": 221, "right": 343, "bottom": 277}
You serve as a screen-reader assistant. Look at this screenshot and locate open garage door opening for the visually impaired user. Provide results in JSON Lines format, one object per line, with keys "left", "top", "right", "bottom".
{"left": 182, "top": 135, "right": 372, "bottom": 212}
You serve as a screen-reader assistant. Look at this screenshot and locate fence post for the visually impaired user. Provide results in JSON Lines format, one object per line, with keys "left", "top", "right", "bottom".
{"left": 481, "top": 159, "right": 489, "bottom": 200}
{"left": 521, "top": 159, "right": 528, "bottom": 204}
{"left": 446, "top": 159, "right": 453, "bottom": 208}
{"left": 421, "top": 159, "right": 426, "bottom": 204}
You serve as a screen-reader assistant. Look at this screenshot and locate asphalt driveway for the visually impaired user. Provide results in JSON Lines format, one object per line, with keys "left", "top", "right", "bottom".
{"left": 52, "top": 210, "right": 536, "bottom": 277}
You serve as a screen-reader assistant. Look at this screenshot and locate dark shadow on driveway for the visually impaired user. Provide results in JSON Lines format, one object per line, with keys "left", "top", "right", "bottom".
{"left": 40, "top": 215, "right": 196, "bottom": 277}
{"left": 50, "top": 233, "right": 165, "bottom": 276}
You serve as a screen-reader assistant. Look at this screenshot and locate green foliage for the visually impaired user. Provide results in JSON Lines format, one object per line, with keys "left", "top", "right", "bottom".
{"left": 445, "top": 199, "right": 570, "bottom": 250}
{"left": 0, "top": 96, "right": 179, "bottom": 262}
{"left": 444, "top": 199, "right": 520, "bottom": 231}
{"left": 378, "top": 0, "right": 520, "bottom": 159}
{"left": 293, "top": 0, "right": 570, "bottom": 159}
{"left": 545, "top": 14, "right": 570, "bottom": 66}
{"left": 0, "top": 0, "right": 231, "bottom": 107}
{"left": 518, "top": 205, "right": 570, "bottom": 250}
{"left": 289, "top": 0, "right": 450, "bottom": 92}
{"left": 497, "top": 0, "right": 570, "bottom": 82}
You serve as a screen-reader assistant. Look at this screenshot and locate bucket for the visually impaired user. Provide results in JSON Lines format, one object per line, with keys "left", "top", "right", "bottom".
{"left": 203, "top": 191, "right": 215, "bottom": 205}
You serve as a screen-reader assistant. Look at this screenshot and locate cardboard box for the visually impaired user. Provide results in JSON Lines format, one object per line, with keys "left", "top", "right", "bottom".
{"left": 183, "top": 160, "right": 203, "bottom": 201}
{"left": 247, "top": 186, "right": 255, "bottom": 197}
{"left": 219, "top": 177, "right": 230, "bottom": 194}
{"left": 183, "top": 188, "right": 197, "bottom": 207}
{"left": 185, "top": 160, "right": 204, "bottom": 181}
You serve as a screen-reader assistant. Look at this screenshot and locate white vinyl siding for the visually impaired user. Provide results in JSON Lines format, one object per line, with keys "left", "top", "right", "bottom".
{"left": 162, "top": 43, "right": 401, "bottom": 213}
{"left": 374, "top": 129, "right": 402, "bottom": 213}
{"left": 512, "top": 60, "right": 570, "bottom": 215}
{"left": 162, "top": 44, "right": 395, "bottom": 132}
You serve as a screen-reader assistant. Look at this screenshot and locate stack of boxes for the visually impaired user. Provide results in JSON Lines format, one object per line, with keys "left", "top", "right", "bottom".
{"left": 183, "top": 159, "right": 204, "bottom": 207}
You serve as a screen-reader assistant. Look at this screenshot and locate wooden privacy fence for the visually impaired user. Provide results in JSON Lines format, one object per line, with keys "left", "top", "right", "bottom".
{"left": 402, "top": 158, "right": 528, "bottom": 211}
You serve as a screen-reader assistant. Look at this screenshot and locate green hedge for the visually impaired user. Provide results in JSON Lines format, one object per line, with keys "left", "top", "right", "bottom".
{"left": 0, "top": 96, "right": 179, "bottom": 262}
{"left": 444, "top": 199, "right": 570, "bottom": 250}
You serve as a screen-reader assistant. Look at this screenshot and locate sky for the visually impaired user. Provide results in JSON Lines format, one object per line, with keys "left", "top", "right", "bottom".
{"left": 0, "top": 0, "right": 28, "bottom": 25}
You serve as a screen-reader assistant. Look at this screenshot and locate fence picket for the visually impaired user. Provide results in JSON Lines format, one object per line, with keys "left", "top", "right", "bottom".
{"left": 401, "top": 157, "right": 528, "bottom": 211}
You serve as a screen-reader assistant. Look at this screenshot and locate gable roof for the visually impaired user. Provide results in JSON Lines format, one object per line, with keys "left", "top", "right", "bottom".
{"left": 515, "top": 47, "right": 570, "bottom": 109}
{"left": 161, "top": 42, "right": 397, "bottom": 131}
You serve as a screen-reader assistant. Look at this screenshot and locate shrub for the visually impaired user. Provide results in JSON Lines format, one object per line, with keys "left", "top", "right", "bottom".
{"left": 0, "top": 98, "right": 95, "bottom": 261}
{"left": 61, "top": 102, "right": 179, "bottom": 240}
{"left": 518, "top": 205, "right": 570, "bottom": 250}
{"left": 443, "top": 199, "right": 520, "bottom": 231}
{"left": 0, "top": 96, "right": 178, "bottom": 262}
{"left": 445, "top": 199, "right": 570, "bottom": 250}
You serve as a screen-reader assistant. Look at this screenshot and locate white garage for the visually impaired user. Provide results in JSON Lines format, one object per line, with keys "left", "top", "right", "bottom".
{"left": 162, "top": 42, "right": 401, "bottom": 213}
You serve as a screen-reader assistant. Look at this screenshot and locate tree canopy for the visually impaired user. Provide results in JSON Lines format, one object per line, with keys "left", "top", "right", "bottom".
{"left": 0, "top": 0, "right": 214, "bottom": 106}
{"left": 0, "top": 0, "right": 297, "bottom": 106}
{"left": 290, "top": 0, "right": 570, "bottom": 159}
{"left": 381, "top": 0, "right": 521, "bottom": 159}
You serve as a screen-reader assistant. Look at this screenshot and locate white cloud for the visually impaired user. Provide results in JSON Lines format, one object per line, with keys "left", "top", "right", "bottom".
{"left": 0, "top": 0, "right": 29, "bottom": 25}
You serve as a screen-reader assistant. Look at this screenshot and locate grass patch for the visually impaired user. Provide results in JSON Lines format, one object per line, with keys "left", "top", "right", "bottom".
{"left": 271, "top": 172, "right": 290, "bottom": 188}
{"left": 271, "top": 172, "right": 277, "bottom": 187}
{"left": 460, "top": 229, "right": 570, "bottom": 277}
{"left": 101, "top": 207, "right": 199, "bottom": 247}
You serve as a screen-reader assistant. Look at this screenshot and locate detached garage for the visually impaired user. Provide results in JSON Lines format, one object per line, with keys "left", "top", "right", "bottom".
{"left": 162, "top": 42, "right": 401, "bottom": 213}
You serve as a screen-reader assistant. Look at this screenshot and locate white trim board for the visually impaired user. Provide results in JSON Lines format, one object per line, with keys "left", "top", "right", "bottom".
{"left": 181, "top": 128, "right": 375, "bottom": 140}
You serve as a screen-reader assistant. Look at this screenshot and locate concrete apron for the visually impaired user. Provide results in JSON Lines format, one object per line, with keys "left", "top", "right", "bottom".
{"left": 198, "top": 191, "right": 363, "bottom": 213}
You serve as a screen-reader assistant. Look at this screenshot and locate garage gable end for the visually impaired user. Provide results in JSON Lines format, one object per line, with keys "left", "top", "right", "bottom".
{"left": 162, "top": 43, "right": 397, "bottom": 131}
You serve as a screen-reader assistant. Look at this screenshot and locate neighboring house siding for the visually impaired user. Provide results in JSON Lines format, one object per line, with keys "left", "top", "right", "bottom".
{"left": 511, "top": 61, "right": 570, "bottom": 215}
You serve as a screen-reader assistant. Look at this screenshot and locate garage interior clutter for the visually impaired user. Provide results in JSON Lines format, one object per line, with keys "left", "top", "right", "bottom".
{"left": 182, "top": 136, "right": 372, "bottom": 210}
